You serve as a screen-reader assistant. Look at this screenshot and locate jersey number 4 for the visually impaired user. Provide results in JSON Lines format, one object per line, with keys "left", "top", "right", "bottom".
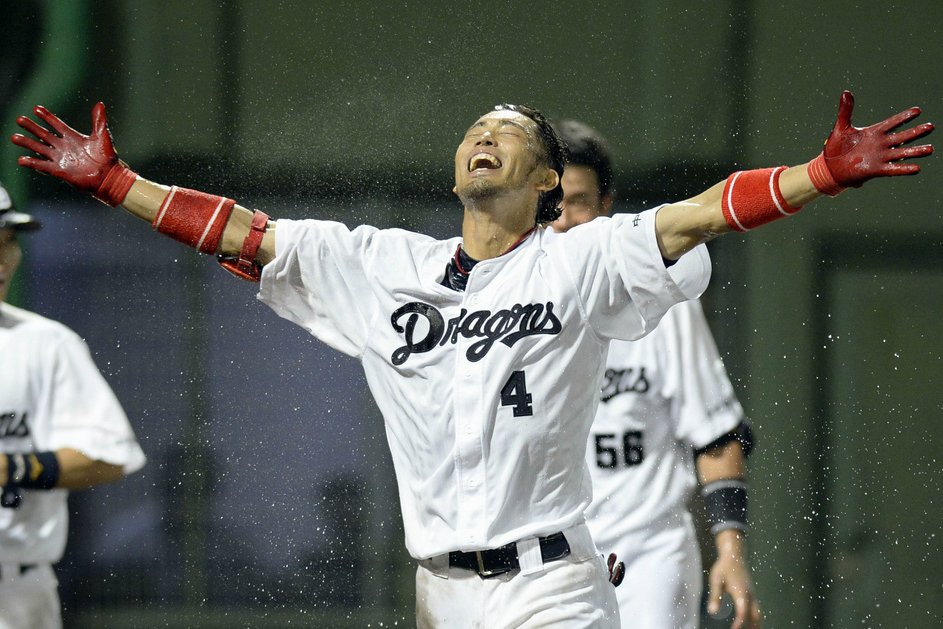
{"left": 500, "top": 371, "right": 534, "bottom": 417}
{"left": 594, "top": 431, "right": 644, "bottom": 468}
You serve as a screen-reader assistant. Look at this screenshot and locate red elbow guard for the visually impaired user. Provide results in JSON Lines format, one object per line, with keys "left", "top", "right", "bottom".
{"left": 218, "top": 210, "right": 269, "bottom": 282}
{"left": 152, "top": 186, "right": 236, "bottom": 254}
{"left": 721, "top": 166, "right": 802, "bottom": 232}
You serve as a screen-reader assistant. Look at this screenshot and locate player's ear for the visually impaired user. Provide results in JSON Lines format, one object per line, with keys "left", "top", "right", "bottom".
{"left": 600, "top": 193, "right": 614, "bottom": 216}
{"left": 534, "top": 166, "right": 559, "bottom": 193}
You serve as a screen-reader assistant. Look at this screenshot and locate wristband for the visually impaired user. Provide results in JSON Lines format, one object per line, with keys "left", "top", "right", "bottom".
{"left": 721, "top": 166, "right": 802, "bottom": 232}
{"left": 807, "top": 152, "right": 846, "bottom": 197}
{"left": 152, "top": 186, "right": 236, "bottom": 255}
{"left": 218, "top": 210, "right": 269, "bottom": 282}
{"left": 93, "top": 161, "right": 138, "bottom": 207}
{"left": 702, "top": 479, "right": 748, "bottom": 535}
{"left": 5, "top": 452, "right": 60, "bottom": 490}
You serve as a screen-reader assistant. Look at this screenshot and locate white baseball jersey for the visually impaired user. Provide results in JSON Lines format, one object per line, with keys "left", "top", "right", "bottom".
{"left": 259, "top": 207, "right": 710, "bottom": 561}
{"left": 0, "top": 303, "right": 146, "bottom": 565}
{"left": 583, "top": 298, "right": 744, "bottom": 629}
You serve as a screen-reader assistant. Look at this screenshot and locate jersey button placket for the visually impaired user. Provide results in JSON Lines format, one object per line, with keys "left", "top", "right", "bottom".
{"left": 453, "top": 288, "right": 486, "bottom": 545}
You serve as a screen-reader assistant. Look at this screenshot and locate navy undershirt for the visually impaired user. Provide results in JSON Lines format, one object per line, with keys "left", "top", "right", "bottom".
{"left": 440, "top": 246, "right": 478, "bottom": 292}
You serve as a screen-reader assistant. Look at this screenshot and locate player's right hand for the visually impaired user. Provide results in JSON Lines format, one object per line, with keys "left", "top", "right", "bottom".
{"left": 818, "top": 90, "right": 933, "bottom": 189}
{"left": 708, "top": 551, "right": 762, "bottom": 629}
{"left": 11, "top": 102, "right": 137, "bottom": 207}
{"left": 606, "top": 552, "right": 625, "bottom": 587}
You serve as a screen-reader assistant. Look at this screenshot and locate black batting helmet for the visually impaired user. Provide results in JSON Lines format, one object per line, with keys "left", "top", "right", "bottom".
{"left": 0, "top": 182, "right": 42, "bottom": 231}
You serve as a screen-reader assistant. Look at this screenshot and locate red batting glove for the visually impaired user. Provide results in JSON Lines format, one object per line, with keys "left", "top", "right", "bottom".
{"left": 809, "top": 91, "right": 934, "bottom": 196}
{"left": 11, "top": 102, "right": 137, "bottom": 207}
{"left": 606, "top": 553, "right": 625, "bottom": 587}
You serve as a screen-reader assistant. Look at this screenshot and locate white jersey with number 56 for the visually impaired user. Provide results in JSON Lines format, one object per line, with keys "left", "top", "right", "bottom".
{"left": 584, "top": 298, "right": 744, "bottom": 629}
{"left": 586, "top": 299, "right": 743, "bottom": 536}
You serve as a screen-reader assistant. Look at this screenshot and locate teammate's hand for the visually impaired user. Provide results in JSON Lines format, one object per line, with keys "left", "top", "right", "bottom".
{"left": 11, "top": 102, "right": 137, "bottom": 207}
{"left": 606, "top": 552, "right": 625, "bottom": 587}
{"left": 816, "top": 91, "right": 933, "bottom": 190}
{"left": 707, "top": 545, "right": 762, "bottom": 629}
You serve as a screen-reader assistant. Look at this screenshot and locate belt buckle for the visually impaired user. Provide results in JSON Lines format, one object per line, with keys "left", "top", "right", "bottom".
{"left": 475, "top": 551, "right": 505, "bottom": 578}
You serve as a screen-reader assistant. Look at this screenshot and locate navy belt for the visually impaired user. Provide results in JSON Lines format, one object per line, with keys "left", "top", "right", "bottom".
{"left": 448, "top": 532, "right": 571, "bottom": 578}
{"left": 0, "top": 564, "right": 36, "bottom": 580}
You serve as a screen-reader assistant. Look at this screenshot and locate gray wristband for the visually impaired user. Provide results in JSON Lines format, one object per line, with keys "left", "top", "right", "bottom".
{"left": 702, "top": 479, "right": 748, "bottom": 535}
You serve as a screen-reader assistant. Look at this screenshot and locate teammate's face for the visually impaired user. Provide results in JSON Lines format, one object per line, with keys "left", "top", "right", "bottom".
{"left": 549, "top": 165, "right": 612, "bottom": 233}
{"left": 454, "top": 111, "right": 555, "bottom": 205}
{"left": 0, "top": 228, "right": 23, "bottom": 303}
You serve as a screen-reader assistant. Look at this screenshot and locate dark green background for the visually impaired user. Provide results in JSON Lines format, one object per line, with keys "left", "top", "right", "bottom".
{"left": 2, "top": 1, "right": 941, "bottom": 628}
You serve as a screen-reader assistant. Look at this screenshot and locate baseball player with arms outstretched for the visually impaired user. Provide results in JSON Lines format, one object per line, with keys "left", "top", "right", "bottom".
{"left": 10, "top": 91, "right": 931, "bottom": 628}
{"left": 0, "top": 183, "right": 146, "bottom": 629}
{"left": 551, "top": 119, "right": 761, "bottom": 629}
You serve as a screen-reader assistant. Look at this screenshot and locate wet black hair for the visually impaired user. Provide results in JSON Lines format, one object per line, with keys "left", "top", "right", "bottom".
{"left": 552, "top": 119, "right": 614, "bottom": 199}
{"left": 493, "top": 104, "right": 567, "bottom": 224}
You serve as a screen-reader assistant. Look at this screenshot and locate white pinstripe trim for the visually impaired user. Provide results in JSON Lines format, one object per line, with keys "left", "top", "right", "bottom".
{"left": 9, "top": 454, "right": 26, "bottom": 484}
{"left": 768, "top": 167, "right": 791, "bottom": 217}
{"left": 725, "top": 171, "right": 748, "bottom": 231}
{"left": 153, "top": 186, "right": 178, "bottom": 230}
{"left": 195, "top": 198, "right": 227, "bottom": 252}
{"left": 710, "top": 521, "right": 749, "bottom": 535}
{"left": 701, "top": 478, "right": 748, "bottom": 496}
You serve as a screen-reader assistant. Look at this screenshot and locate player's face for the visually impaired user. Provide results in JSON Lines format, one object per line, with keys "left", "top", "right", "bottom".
{"left": 0, "top": 229, "right": 23, "bottom": 303}
{"left": 453, "top": 111, "right": 551, "bottom": 204}
{"left": 549, "top": 165, "right": 612, "bottom": 233}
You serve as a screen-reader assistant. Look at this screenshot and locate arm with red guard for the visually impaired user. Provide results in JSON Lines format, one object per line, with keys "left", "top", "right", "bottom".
{"left": 723, "top": 91, "right": 934, "bottom": 231}
{"left": 11, "top": 103, "right": 274, "bottom": 281}
{"left": 654, "top": 91, "right": 933, "bottom": 256}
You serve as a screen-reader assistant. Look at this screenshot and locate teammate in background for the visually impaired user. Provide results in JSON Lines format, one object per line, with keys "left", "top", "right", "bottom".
{"left": 11, "top": 92, "right": 932, "bottom": 628}
{"left": 0, "top": 182, "right": 146, "bottom": 629}
{"left": 550, "top": 120, "right": 761, "bottom": 629}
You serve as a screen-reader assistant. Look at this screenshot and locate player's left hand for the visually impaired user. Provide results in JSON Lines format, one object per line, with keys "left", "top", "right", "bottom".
{"left": 606, "top": 552, "right": 625, "bottom": 587}
{"left": 707, "top": 537, "right": 762, "bottom": 629}
{"left": 818, "top": 90, "right": 934, "bottom": 189}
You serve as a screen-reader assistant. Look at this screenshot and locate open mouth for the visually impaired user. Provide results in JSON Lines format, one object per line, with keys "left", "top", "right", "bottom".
{"left": 468, "top": 152, "right": 502, "bottom": 172}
